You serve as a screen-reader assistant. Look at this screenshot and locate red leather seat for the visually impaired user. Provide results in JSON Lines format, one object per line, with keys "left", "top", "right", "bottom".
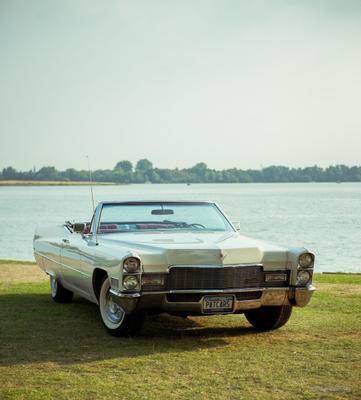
{"left": 98, "top": 224, "right": 118, "bottom": 233}
{"left": 136, "top": 223, "right": 175, "bottom": 229}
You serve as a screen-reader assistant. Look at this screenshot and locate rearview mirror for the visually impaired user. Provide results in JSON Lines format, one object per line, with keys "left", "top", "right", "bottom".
{"left": 73, "top": 223, "right": 85, "bottom": 234}
{"left": 151, "top": 209, "right": 174, "bottom": 215}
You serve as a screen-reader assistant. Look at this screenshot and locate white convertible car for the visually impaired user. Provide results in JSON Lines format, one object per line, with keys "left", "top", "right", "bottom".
{"left": 33, "top": 201, "right": 315, "bottom": 336}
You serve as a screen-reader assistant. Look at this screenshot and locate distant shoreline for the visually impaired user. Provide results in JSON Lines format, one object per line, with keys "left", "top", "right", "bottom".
{"left": 0, "top": 180, "right": 359, "bottom": 186}
{"left": 0, "top": 180, "right": 118, "bottom": 186}
{"left": 2, "top": 162, "right": 361, "bottom": 184}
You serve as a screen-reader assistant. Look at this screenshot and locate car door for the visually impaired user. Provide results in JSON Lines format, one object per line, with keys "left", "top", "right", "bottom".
{"left": 35, "top": 225, "right": 65, "bottom": 278}
{"left": 60, "top": 232, "right": 92, "bottom": 296}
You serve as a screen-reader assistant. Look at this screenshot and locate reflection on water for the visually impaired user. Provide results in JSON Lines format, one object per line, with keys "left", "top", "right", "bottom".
{"left": 0, "top": 183, "right": 360, "bottom": 272}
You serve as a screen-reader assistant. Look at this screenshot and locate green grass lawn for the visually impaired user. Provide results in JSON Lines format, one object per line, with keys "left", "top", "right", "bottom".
{"left": 0, "top": 274, "right": 360, "bottom": 400}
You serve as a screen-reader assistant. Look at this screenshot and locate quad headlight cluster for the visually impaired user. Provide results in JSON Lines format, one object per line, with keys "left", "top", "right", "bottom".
{"left": 299, "top": 253, "right": 314, "bottom": 268}
{"left": 296, "top": 252, "right": 314, "bottom": 286}
{"left": 122, "top": 257, "right": 141, "bottom": 291}
{"left": 123, "top": 257, "right": 140, "bottom": 273}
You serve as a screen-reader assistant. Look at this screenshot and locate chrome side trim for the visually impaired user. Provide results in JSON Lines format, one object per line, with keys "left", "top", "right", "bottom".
{"left": 34, "top": 251, "right": 64, "bottom": 268}
{"left": 35, "top": 251, "right": 91, "bottom": 277}
{"left": 60, "top": 262, "right": 91, "bottom": 277}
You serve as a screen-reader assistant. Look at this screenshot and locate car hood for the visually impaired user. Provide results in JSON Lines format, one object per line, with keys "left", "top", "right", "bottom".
{"left": 97, "top": 231, "right": 289, "bottom": 270}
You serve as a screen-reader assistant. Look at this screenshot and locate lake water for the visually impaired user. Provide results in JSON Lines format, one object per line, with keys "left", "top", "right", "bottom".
{"left": 0, "top": 183, "right": 360, "bottom": 273}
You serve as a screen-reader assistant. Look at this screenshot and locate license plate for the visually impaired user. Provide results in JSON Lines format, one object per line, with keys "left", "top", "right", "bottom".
{"left": 202, "top": 295, "right": 234, "bottom": 314}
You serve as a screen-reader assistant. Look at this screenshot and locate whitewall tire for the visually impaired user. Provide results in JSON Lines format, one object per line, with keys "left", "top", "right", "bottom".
{"left": 50, "top": 275, "right": 73, "bottom": 303}
{"left": 99, "top": 277, "right": 144, "bottom": 336}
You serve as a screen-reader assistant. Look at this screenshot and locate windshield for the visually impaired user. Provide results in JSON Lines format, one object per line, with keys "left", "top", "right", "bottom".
{"left": 98, "top": 202, "right": 233, "bottom": 233}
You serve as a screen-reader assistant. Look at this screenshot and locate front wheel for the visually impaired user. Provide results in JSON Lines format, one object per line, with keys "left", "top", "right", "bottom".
{"left": 50, "top": 275, "right": 73, "bottom": 303}
{"left": 99, "top": 277, "right": 144, "bottom": 337}
{"left": 245, "top": 305, "right": 292, "bottom": 330}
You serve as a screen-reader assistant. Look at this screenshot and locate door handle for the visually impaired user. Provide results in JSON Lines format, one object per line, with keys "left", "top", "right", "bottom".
{"left": 62, "top": 239, "right": 70, "bottom": 244}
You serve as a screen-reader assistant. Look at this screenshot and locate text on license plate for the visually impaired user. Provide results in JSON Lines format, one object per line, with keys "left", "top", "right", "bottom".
{"left": 202, "top": 295, "right": 234, "bottom": 314}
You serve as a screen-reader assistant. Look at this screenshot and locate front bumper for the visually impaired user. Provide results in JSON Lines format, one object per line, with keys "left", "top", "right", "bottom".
{"left": 110, "top": 285, "right": 316, "bottom": 315}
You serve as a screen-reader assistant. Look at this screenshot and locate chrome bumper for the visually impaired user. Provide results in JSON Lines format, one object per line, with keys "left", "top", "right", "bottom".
{"left": 110, "top": 285, "right": 316, "bottom": 315}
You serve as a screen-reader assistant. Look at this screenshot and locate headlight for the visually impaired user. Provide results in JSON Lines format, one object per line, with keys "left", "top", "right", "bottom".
{"left": 123, "top": 257, "right": 140, "bottom": 273}
{"left": 299, "top": 253, "right": 314, "bottom": 268}
{"left": 123, "top": 275, "right": 139, "bottom": 290}
{"left": 297, "top": 270, "right": 311, "bottom": 286}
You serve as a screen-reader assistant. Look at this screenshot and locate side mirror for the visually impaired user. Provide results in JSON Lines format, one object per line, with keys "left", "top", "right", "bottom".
{"left": 73, "top": 223, "right": 85, "bottom": 234}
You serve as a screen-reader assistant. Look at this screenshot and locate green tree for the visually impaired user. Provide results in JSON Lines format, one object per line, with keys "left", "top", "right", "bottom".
{"left": 114, "top": 160, "right": 133, "bottom": 173}
{"left": 133, "top": 170, "right": 146, "bottom": 183}
{"left": 2, "top": 161, "right": 361, "bottom": 183}
{"left": 262, "top": 166, "right": 290, "bottom": 182}
{"left": 190, "top": 163, "right": 208, "bottom": 182}
{"left": 35, "top": 166, "right": 60, "bottom": 181}
{"left": 2, "top": 167, "right": 18, "bottom": 179}
{"left": 136, "top": 159, "right": 153, "bottom": 172}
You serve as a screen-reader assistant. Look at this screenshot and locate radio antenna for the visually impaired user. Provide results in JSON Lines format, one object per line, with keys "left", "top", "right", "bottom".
{"left": 86, "top": 155, "right": 95, "bottom": 213}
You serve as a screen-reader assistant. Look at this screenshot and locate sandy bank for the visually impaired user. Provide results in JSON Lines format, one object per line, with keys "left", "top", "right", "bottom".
{"left": 0, "top": 262, "right": 47, "bottom": 283}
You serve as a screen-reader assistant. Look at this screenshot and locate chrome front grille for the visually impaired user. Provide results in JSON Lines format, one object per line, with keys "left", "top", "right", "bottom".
{"left": 166, "top": 291, "right": 263, "bottom": 303}
{"left": 166, "top": 265, "right": 264, "bottom": 290}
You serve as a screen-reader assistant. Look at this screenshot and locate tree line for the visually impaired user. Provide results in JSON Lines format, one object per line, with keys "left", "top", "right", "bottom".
{"left": 1, "top": 160, "right": 361, "bottom": 183}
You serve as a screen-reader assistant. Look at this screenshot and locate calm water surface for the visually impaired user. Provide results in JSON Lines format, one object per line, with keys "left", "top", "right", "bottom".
{"left": 0, "top": 183, "right": 360, "bottom": 273}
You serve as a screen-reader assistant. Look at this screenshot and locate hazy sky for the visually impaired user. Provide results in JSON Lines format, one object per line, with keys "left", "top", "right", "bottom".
{"left": 1, "top": 0, "right": 361, "bottom": 171}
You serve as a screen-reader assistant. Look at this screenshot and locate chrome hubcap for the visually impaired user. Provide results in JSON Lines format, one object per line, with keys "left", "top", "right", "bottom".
{"left": 50, "top": 276, "right": 57, "bottom": 296}
{"left": 105, "top": 290, "right": 124, "bottom": 324}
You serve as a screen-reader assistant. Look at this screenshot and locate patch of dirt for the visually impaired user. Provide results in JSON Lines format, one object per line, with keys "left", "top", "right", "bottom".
{"left": 317, "top": 283, "right": 361, "bottom": 294}
{"left": 0, "top": 263, "right": 47, "bottom": 283}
